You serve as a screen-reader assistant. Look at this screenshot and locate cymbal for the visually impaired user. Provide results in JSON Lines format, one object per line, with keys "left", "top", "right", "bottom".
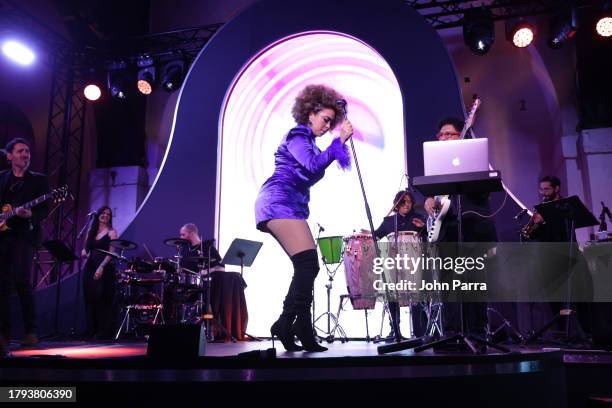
{"left": 95, "top": 249, "right": 126, "bottom": 261}
{"left": 164, "top": 237, "right": 190, "bottom": 247}
{"left": 109, "top": 239, "right": 138, "bottom": 250}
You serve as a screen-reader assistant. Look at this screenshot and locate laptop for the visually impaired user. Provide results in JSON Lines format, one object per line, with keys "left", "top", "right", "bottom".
{"left": 423, "top": 138, "right": 489, "bottom": 176}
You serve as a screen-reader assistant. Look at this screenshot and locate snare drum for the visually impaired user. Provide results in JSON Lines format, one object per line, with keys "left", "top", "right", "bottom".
{"left": 342, "top": 233, "right": 377, "bottom": 309}
{"left": 171, "top": 270, "right": 203, "bottom": 290}
{"left": 384, "top": 230, "right": 422, "bottom": 305}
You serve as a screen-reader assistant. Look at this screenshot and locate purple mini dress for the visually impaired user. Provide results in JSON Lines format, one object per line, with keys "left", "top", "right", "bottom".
{"left": 255, "top": 124, "right": 350, "bottom": 231}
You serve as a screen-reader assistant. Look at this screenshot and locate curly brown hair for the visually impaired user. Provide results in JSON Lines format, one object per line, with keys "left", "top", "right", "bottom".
{"left": 291, "top": 84, "right": 346, "bottom": 130}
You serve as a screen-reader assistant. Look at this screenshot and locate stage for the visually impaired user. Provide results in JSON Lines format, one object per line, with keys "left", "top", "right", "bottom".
{"left": 2, "top": 339, "right": 612, "bottom": 406}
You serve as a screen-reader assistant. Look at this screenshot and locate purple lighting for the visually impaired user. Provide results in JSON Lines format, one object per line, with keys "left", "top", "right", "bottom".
{"left": 2, "top": 40, "right": 35, "bottom": 66}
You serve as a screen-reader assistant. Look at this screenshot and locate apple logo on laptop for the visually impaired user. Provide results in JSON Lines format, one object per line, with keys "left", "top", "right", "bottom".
{"left": 452, "top": 157, "right": 461, "bottom": 166}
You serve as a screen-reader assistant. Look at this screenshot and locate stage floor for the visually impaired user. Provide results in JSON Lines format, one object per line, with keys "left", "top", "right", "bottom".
{"left": 2, "top": 338, "right": 612, "bottom": 406}
{"left": 4, "top": 336, "right": 589, "bottom": 359}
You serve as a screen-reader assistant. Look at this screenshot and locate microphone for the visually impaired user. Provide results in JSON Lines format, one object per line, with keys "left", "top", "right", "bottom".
{"left": 87, "top": 210, "right": 98, "bottom": 217}
{"left": 336, "top": 99, "right": 347, "bottom": 115}
{"left": 317, "top": 223, "right": 325, "bottom": 232}
{"left": 513, "top": 208, "right": 528, "bottom": 221}
{"left": 405, "top": 175, "right": 414, "bottom": 192}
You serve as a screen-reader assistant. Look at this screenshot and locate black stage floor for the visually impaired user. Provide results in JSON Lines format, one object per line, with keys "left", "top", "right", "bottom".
{"left": 1, "top": 339, "right": 612, "bottom": 407}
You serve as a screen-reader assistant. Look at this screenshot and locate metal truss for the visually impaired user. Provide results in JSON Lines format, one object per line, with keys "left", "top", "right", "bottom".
{"left": 38, "top": 56, "right": 87, "bottom": 288}
{"left": 405, "top": 0, "right": 594, "bottom": 29}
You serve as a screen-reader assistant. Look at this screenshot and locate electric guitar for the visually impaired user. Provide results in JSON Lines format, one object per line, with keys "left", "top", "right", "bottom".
{"left": 0, "top": 185, "right": 69, "bottom": 232}
{"left": 426, "top": 98, "right": 481, "bottom": 243}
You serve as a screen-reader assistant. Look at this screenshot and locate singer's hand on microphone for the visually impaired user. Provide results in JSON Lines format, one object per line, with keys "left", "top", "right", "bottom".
{"left": 340, "top": 120, "right": 353, "bottom": 143}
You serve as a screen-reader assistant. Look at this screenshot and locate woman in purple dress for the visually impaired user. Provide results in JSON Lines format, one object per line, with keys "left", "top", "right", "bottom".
{"left": 255, "top": 84, "right": 353, "bottom": 352}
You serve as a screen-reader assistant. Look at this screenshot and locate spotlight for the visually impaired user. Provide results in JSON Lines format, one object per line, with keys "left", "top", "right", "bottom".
{"left": 597, "top": 17, "right": 612, "bottom": 37}
{"left": 136, "top": 55, "right": 155, "bottom": 95}
{"left": 507, "top": 20, "right": 536, "bottom": 48}
{"left": 1, "top": 40, "right": 35, "bottom": 66}
{"left": 463, "top": 8, "right": 495, "bottom": 55}
{"left": 596, "top": 2, "right": 612, "bottom": 37}
{"left": 107, "top": 61, "right": 131, "bottom": 100}
{"left": 83, "top": 84, "right": 102, "bottom": 101}
{"left": 159, "top": 59, "right": 185, "bottom": 92}
{"left": 548, "top": 4, "right": 577, "bottom": 49}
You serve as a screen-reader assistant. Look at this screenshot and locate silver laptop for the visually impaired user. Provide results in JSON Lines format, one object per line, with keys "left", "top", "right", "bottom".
{"left": 423, "top": 138, "right": 489, "bottom": 176}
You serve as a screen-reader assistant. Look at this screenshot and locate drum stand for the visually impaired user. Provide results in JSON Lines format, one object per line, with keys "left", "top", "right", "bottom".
{"left": 314, "top": 261, "right": 348, "bottom": 343}
{"left": 195, "top": 241, "right": 235, "bottom": 343}
{"left": 486, "top": 306, "right": 524, "bottom": 343}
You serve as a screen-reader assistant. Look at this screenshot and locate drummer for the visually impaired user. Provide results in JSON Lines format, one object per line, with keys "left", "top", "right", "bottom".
{"left": 178, "top": 223, "right": 225, "bottom": 274}
{"left": 371, "top": 191, "right": 426, "bottom": 341}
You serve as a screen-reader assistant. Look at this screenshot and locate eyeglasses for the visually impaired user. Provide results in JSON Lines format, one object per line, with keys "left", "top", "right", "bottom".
{"left": 436, "top": 131, "right": 460, "bottom": 140}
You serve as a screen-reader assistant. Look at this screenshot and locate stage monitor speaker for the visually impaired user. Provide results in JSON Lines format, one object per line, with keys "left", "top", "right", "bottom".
{"left": 147, "top": 324, "right": 206, "bottom": 358}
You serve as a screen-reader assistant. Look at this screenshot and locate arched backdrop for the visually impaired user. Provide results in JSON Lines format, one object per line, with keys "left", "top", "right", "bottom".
{"left": 121, "top": 0, "right": 523, "bottom": 335}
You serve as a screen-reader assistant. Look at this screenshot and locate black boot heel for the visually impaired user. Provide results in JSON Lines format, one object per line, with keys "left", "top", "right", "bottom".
{"left": 271, "top": 318, "right": 303, "bottom": 352}
{"left": 292, "top": 315, "right": 327, "bottom": 352}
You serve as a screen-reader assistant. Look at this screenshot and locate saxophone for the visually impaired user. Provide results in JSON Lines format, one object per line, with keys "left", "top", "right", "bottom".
{"left": 521, "top": 213, "right": 541, "bottom": 240}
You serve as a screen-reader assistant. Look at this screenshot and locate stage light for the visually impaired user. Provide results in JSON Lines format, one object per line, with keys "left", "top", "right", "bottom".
{"left": 136, "top": 55, "right": 155, "bottom": 95}
{"left": 1, "top": 40, "right": 35, "bottom": 65}
{"left": 596, "top": 1, "right": 612, "bottom": 37}
{"left": 160, "top": 59, "right": 185, "bottom": 92}
{"left": 83, "top": 84, "right": 102, "bottom": 101}
{"left": 597, "top": 17, "right": 612, "bottom": 37}
{"left": 507, "top": 20, "right": 535, "bottom": 48}
{"left": 463, "top": 8, "right": 495, "bottom": 55}
{"left": 107, "top": 61, "right": 130, "bottom": 100}
{"left": 548, "top": 4, "right": 577, "bottom": 49}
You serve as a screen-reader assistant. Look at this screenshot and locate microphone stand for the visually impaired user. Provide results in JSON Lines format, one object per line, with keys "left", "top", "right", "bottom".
{"left": 337, "top": 101, "right": 402, "bottom": 347}
{"left": 72, "top": 213, "right": 96, "bottom": 337}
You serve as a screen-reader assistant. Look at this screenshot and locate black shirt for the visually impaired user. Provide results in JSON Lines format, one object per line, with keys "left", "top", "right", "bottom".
{"left": 374, "top": 210, "right": 426, "bottom": 240}
{"left": 179, "top": 240, "right": 224, "bottom": 272}
{"left": 0, "top": 169, "right": 49, "bottom": 242}
{"left": 439, "top": 193, "right": 498, "bottom": 243}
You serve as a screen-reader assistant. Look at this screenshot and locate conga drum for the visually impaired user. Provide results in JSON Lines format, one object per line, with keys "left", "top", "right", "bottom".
{"left": 342, "top": 233, "right": 377, "bottom": 309}
{"left": 385, "top": 231, "right": 423, "bottom": 305}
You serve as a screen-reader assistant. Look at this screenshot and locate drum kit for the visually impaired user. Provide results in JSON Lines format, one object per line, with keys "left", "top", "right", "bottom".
{"left": 315, "top": 230, "right": 442, "bottom": 342}
{"left": 95, "top": 237, "right": 213, "bottom": 339}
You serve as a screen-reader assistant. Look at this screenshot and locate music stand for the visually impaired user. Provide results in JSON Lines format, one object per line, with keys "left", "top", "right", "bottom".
{"left": 222, "top": 238, "right": 263, "bottom": 276}
{"left": 42, "top": 239, "right": 78, "bottom": 338}
{"left": 523, "top": 195, "right": 598, "bottom": 345}
{"left": 221, "top": 238, "right": 263, "bottom": 341}
{"left": 378, "top": 170, "right": 509, "bottom": 354}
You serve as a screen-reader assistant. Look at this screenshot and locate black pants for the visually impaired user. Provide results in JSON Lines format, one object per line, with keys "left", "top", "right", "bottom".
{"left": 0, "top": 234, "right": 37, "bottom": 336}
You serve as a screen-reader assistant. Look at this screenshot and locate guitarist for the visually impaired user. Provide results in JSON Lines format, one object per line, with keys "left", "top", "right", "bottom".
{"left": 0, "top": 138, "right": 49, "bottom": 346}
{"left": 424, "top": 118, "right": 498, "bottom": 338}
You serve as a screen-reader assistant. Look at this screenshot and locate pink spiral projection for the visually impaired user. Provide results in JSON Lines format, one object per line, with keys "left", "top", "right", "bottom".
{"left": 218, "top": 32, "right": 406, "bottom": 336}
